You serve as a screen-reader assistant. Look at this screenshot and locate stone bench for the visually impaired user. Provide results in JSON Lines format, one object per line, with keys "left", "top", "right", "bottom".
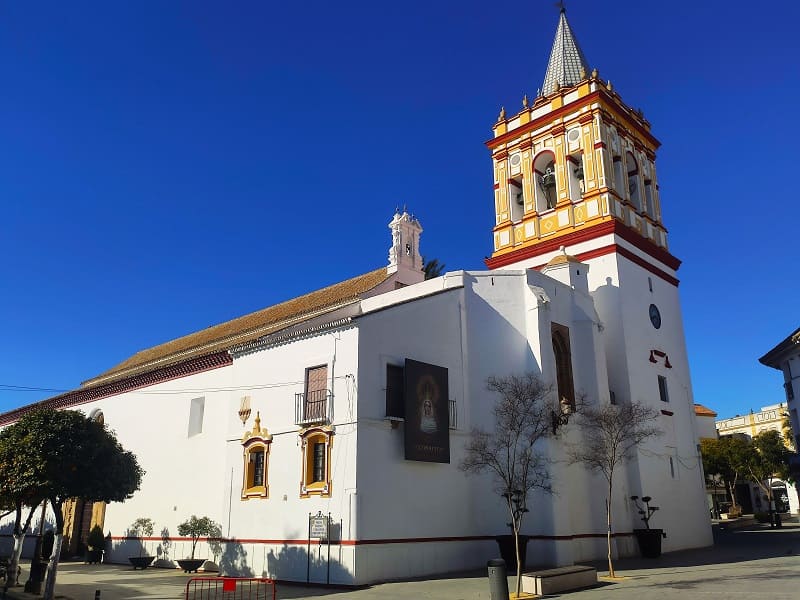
{"left": 521, "top": 565, "right": 597, "bottom": 595}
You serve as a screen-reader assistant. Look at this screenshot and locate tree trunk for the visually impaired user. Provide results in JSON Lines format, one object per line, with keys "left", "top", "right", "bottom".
{"left": 606, "top": 480, "right": 615, "bottom": 578}
{"left": 3, "top": 504, "right": 36, "bottom": 595}
{"left": 42, "top": 499, "right": 64, "bottom": 600}
{"left": 514, "top": 526, "right": 522, "bottom": 598}
{"left": 727, "top": 482, "right": 738, "bottom": 510}
{"left": 5, "top": 534, "right": 24, "bottom": 589}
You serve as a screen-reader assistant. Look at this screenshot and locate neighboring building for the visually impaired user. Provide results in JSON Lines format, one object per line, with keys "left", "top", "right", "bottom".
{"left": 760, "top": 328, "right": 800, "bottom": 514}
{"left": 694, "top": 404, "right": 725, "bottom": 518}
{"left": 716, "top": 403, "right": 792, "bottom": 445}
{"left": 716, "top": 404, "right": 798, "bottom": 514}
{"left": 760, "top": 328, "right": 800, "bottom": 449}
{"left": 695, "top": 404, "right": 718, "bottom": 441}
{"left": 0, "top": 8, "right": 713, "bottom": 584}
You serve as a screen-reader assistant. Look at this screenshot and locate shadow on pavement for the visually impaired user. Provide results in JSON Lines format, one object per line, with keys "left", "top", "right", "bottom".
{"left": 589, "top": 522, "right": 800, "bottom": 574}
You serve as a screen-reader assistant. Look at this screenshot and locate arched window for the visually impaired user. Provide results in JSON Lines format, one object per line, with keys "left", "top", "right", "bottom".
{"left": 300, "top": 426, "right": 333, "bottom": 498}
{"left": 533, "top": 151, "right": 557, "bottom": 211}
{"left": 508, "top": 175, "right": 524, "bottom": 222}
{"left": 613, "top": 155, "right": 625, "bottom": 198}
{"left": 551, "top": 323, "right": 575, "bottom": 411}
{"left": 241, "top": 412, "right": 272, "bottom": 500}
{"left": 626, "top": 152, "right": 642, "bottom": 211}
{"left": 644, "top": 179, "right": 655, "bottom": 217}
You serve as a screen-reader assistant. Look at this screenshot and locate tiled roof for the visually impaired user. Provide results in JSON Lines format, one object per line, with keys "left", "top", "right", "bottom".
{"left": 82, "top": 267, "right": 391, "bottom": 388}
{"left": 545, "top": 253, "right": 581, "bottom": 267}
{"left": 694, "top": 404, "right": 718, "bottom": 418}
{"left": 541, "top": 9, "right": 590, "bottom": 96}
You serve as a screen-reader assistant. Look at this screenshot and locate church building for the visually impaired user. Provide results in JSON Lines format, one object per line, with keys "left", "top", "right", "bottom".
{"left": 0, "top": 9, "right": 712, "bottom": 584}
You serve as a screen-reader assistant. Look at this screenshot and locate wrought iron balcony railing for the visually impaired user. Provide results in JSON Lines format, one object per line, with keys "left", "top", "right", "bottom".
{"left": 295, "top": 389, "right": 333, "bottom": 426}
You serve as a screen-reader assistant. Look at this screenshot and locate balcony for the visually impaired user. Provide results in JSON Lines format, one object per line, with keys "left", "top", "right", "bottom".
{"left": 295, "top": 389, "right": 333, "bottom": 426}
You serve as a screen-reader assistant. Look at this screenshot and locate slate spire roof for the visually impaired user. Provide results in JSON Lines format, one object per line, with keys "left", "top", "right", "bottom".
{"left": 541, "top": 8, "right": 590, "bottom": 96}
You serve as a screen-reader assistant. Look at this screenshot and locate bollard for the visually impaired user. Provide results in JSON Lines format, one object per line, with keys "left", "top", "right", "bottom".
{"left": 487, "top": 558, "right": 509, "bottom": 600}
{"left": 95, "top": 590, "right": 101, "bottom": 600}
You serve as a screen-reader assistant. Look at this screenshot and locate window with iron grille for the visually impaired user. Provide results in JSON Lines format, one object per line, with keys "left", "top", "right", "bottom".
{"left": 241, "top": 435, "right": 271, "bottom": 500}
{"left": 250, "top": 449, "right": 265, "bottom": 487}
{"left": 300, "top": 429, "right": 333, "bottom": 498}
{"left": 312, "top": 442, "right": 326, "bottom": 483}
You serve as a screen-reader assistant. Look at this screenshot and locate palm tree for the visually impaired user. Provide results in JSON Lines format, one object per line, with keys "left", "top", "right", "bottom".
{"left": 422, "top": 257, "right": 445, "bottom": 280}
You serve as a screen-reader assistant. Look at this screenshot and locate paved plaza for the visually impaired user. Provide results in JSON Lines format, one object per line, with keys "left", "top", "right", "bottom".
{"left": 6, "top": 521, "right": 800, "bottom": 599}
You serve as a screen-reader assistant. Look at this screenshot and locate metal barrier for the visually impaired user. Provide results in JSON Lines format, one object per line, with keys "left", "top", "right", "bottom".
{"left": 184, "top": 577, "right": 276, "bottom": 600}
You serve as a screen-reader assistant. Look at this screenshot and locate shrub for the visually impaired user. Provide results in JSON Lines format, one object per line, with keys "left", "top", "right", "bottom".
{"left": 87, "top": 525, "right": 106, "bottom": 551}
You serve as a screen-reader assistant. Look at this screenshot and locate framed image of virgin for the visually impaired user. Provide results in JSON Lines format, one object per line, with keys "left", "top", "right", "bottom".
{"left": 403, "top": 358, "right": 450, "bottom": 463}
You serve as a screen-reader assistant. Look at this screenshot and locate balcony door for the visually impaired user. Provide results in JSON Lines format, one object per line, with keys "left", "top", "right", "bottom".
{"left": 305, "top": 365, "right": 328, "bottom": 421}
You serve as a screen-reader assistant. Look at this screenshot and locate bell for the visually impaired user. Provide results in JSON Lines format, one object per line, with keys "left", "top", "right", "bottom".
{"left": 540, "top": 169, "right": 556, "bottom": 189}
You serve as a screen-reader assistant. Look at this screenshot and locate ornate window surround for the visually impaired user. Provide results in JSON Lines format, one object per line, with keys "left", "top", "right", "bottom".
{"left": 241, "top": 412, "right": 272, "bottom": 500}
{"left": 299, "top": 425, "right": 334, "bottom": 498}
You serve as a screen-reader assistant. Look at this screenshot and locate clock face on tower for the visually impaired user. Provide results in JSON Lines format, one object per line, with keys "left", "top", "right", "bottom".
{"left": 649, "top": 304, "right": 662, "bottom": 329}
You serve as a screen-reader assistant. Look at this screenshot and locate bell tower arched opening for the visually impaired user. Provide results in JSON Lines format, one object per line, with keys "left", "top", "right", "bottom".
{"left": 533, "top": 150, "right": 557, "bottom": 212}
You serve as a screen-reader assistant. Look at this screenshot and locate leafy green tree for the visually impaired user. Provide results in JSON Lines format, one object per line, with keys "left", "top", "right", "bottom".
{"left": 700, "top": 435, "right": 751, "bottom": 512}
{"left": 128, "top": 517, "right": 155, "bottom": 557}
{"left": 177, "top": 515, "right": 221, "bottom": 559}
{"left": 747, "top": 430, "right": 792, "bottom": 524}
{"left": 567, "top": 400, "right": 661, "bottom": 578}
{"left": 6, "top": 408, "right": 143, "bottom": 600}
{"left": 422, "top": 257, "right": 445, "bottom": 280}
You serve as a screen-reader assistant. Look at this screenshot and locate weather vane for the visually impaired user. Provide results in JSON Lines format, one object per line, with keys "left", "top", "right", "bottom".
{"left": 555, "top": 0, "right": 566, "bottom": 12}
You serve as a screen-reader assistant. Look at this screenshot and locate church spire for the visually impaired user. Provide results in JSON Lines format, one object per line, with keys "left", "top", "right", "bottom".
{"left": 541, "top": 7, "right": 590, "bottom": 96}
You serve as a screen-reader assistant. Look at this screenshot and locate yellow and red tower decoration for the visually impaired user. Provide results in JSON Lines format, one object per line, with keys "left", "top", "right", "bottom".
{"left": 485, "top": 8, "right": 679, "bottom": 284}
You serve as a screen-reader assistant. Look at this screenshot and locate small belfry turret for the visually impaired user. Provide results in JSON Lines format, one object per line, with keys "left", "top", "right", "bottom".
{"left": 387, "top": 208, "right": 425, "bottom": 286}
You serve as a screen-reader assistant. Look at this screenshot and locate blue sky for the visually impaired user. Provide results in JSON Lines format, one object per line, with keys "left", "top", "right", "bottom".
{"left": 0, "top": 1, "right": 797, "bottom": 419}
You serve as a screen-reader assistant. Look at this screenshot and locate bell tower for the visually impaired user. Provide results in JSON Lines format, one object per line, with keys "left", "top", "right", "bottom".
{"left": 485, "top": 7, "right": 710, "bottom": 554}
{"left": 485, "top": 7, "right": 675, "bottom": 281}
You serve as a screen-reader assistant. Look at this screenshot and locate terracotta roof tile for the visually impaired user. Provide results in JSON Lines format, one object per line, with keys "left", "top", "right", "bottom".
{"left": 83, "top": 267, "right": 391, "bottom": 388}
{"left": 694, "top": 404, "right": 718, "bottom": 417}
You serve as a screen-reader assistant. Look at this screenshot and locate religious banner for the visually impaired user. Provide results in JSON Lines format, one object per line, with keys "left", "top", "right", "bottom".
{"left": 403, "top": 358, "right": 449, "bottom": 463}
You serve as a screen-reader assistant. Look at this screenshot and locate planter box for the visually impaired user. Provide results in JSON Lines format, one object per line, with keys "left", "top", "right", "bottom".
{"left": 177, "top": 558, "right": 204, "bottom": 573}
{"left": 633, "top": 529, "right": 665, "bottom": 558}
{"left": 495, "top": 535, "right": 529, "bottom": 574}
{"left": 128, "top": 556, "right": 156, "bottom": 570}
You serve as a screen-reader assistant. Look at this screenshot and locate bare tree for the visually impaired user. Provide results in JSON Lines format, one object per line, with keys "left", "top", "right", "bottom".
{"left": 567, "top": 400, "right": 661, "bottom": 578}
{"left": 460, "top": 373, "right": 556, "bottom": 597}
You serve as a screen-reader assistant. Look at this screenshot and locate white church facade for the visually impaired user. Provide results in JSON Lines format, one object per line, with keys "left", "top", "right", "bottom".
{"left": 0, "top": 9, "right": 712, "bottom": 584}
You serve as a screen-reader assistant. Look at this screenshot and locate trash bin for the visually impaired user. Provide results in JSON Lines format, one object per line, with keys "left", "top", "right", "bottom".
{"left": 487, "top": 558, "right": 509, "bottom": 600}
